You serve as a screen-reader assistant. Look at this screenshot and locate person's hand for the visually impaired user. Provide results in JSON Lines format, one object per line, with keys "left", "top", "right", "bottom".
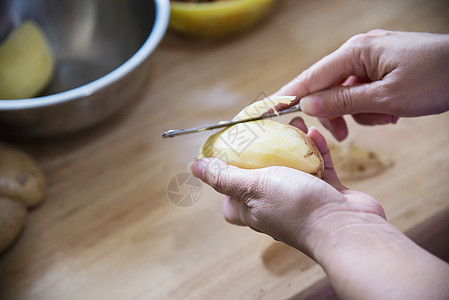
{"left": 275, "top": 30, "right": 449, "bottom": 141}
{"left": 190, "top": 118, "right": 449, "bottom": 299}
{"left": 190, "top": 117, "right": 385, "bottom": 256}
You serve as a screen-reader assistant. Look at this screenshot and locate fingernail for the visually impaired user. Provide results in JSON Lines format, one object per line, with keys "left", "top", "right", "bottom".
{"left": 190, "top": 159, "right": 207, "bottom": 179}
{"left": 391, "top": 116, "right": 399, "bottom": 124}
{"left": 187, "top": 161, "right": 194, "bottom": 172}
{"left": 300, "top": 95, "right": 323, "bottom": 115}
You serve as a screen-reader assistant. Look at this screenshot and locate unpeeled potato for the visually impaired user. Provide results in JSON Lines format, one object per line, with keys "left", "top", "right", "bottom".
{"left": 0, "top": 197, "right": 27, "bottom": 254}
{"left": 0, "top": 143, "right": 46, "bottom": 255}
{"left": 0, "top": 143, "right": 46, "bottom": 207}
{"left": 199, "top": 96, "right": 324, "bottom": 177}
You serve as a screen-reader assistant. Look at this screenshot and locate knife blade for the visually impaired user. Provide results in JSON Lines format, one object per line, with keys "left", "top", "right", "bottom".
{"left": 162, "top": 105, "right": 301, "bottom": 138}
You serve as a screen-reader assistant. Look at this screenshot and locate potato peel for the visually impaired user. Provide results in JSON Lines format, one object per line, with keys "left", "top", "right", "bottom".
{"left": 232, "top": 96, "right": 296, "bottom": 121}
{"left": 329, "top": 142, "right": 394, "bottom": 180}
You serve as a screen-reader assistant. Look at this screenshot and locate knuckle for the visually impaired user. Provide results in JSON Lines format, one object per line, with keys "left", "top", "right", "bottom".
{"left": 370, "top": 82, "right": 388, "bottom": 101}
{"left": 373, "top": 82, "right": 407, "bottom": 115}
{"left": 240, "top": 172, "right": 266, "bottom": 203}
{"left": 333, "top": 87, "right": 357, "bottom": 113}
{"left": 208, "top": 166, "right": 267, "bottom": 203}
{"left": 385, "top": 97, "right": 408, "bottom": 115}
{"left": 294, "top": 68, "right": 313, "bottom": 95}
{"left": 237, "top": 169, "right": 273, "bottom": 206}
{"left": 345, "top": 33, "right": 371, "bottom": 50}
{"left": 302, "top": 68, "right": 313, "bottom": 83}
{"left": 223, "top": 207, "right": 236, "bottom": 224}
{"left": 349, "top": 30, "right": 389, "bottom": 46}
{"left": 348, "top": 33, "right": 366, "bottom": 44}
{"left": 238, "top": 185, "right": 254, "bottom": 204}
{"left": 367, "top": 28, "right": 389, "bottom": 36}
{"left": 343, "top": 34, "right": 374, "bottom": 72}
{"left": 346, "top": 30, "right": 390, "bottom": 56}
{"left": 208, "top": 166, "right": 227, "bottom": 194}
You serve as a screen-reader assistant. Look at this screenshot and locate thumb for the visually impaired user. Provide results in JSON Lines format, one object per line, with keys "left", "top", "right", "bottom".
{"left": 190, "top": 158, "right": 264, "bottom": 203}
{"left": 299, "top": 81, "right": 388, "bottom": 118}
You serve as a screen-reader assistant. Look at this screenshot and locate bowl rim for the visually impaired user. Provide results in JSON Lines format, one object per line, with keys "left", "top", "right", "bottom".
{"left": 170, "top": 0, "right": 273, "bottom": 10}
{"left": 0, "top": 0, "right": 170, "bottom": 110}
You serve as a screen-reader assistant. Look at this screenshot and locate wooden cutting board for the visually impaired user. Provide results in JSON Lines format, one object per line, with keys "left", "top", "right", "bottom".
{"left": 1, "top": 0, "right": 449, "bottom": 299}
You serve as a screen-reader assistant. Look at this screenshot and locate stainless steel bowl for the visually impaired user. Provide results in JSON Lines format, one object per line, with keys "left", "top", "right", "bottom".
{"left": 0, "top": 0, "right": 169, "bottom": 137}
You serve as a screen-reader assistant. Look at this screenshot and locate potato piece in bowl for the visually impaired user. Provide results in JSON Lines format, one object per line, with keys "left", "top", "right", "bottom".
{"left": 199, "top": 96, "right": 324, "bottom": 177}
{"left": 0, "top": 20, "right": 54, "bottom": 99}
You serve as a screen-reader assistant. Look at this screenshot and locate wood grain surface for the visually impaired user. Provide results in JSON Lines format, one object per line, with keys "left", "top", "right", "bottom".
{"left": 1, "top": 0, "right": 449, "bottom": 299}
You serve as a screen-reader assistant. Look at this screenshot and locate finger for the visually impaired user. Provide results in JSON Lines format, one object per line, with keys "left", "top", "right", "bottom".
{"left": 342, "top": 75, "right": 371, "bottom": 86}
{"left": 307, "top": 127, "right": 345, "bottom": 190}
{"left": 289, "top": 116, "right": 308, "bottom": 133}
{"left": 306, "top": 127, "right": 332, "bottom": 169}
{"left": 190, "top": 158, "right": 264, "bottom": 203}
{"left": 352, "top": 113, "right": 400, "bottom": 125}
{"left": 274, "top": 37, "right": 368, "bottom": 99}
{"left": 222, "top": 196, "right": 249, "bottom": 226}
{"left": 319, "top": 117, "right": 349, "bottom": 141}
{"left": 299, "top": 81, "right": 388, "bottom": 118}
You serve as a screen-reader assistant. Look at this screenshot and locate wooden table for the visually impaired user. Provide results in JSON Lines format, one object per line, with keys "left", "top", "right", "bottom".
{"left": 1, "top": 0, "right": 449, "bottom": 299}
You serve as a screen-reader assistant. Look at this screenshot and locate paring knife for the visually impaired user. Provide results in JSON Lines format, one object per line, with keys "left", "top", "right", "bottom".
{"left": 162, "top": 105, "right": 301, "bottom": 138}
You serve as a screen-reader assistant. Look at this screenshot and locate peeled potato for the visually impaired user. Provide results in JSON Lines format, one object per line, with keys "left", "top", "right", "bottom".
{"left": 0, "top": 20, "right": 54, "bottom": 99}
{"left": 199, "top": 96, "right": 324, "bottom": 177}
{"left": 0, "top": 143, "right": 46, "bottom": 207}
{"left": 0, "top": 197, "right": 27, "bottom": 254}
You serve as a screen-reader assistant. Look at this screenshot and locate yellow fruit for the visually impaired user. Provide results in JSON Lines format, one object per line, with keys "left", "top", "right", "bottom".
{"left": 199, "top": 96, "right": 324, "bottom": 177}
{"left": 0, "top": 20, "right": 54, "bottom": 99}
{"left": 169, "top": 0, "right": 274, "bottom": 39}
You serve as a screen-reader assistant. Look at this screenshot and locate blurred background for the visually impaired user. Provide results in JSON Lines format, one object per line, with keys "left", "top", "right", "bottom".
{"left": 0, "top": 0, "right": 449, "bottom": 299}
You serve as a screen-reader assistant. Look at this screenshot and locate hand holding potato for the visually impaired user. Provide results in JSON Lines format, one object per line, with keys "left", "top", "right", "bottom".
{"left": 192, "top": 117, "right": 385, "bottom": 251}
{"left": 191, "top": 118, "right": 449, "bottom": 299}
{"left": 275, "top": 30, "right": 449, "bottom": 140}
{"left": 195, "top": 96, "right": 383, "bottom": 250}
